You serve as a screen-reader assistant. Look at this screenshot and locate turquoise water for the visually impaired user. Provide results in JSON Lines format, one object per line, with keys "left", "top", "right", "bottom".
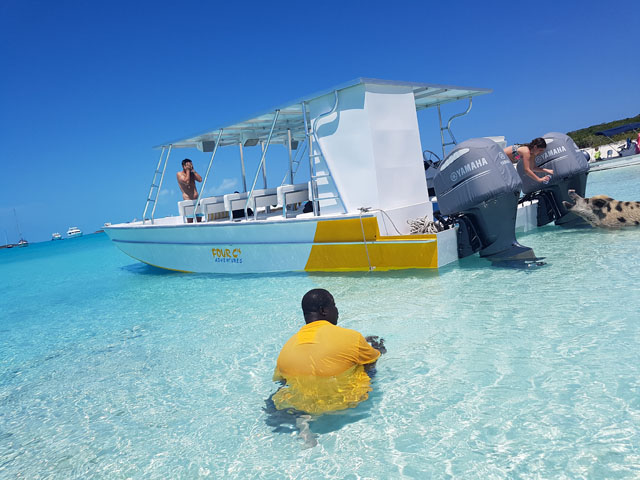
{"left": 2, "top": 166, "right": 640, "bottom": 479}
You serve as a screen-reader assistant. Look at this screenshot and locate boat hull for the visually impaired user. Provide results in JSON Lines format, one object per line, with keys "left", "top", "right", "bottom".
{"left": 105, "top": 215, "right": 451, "bottom": 274}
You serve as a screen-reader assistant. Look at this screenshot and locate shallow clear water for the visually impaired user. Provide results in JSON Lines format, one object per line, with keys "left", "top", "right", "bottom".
{"left": 2, "top": 166, "right": 640, "bottom": 479}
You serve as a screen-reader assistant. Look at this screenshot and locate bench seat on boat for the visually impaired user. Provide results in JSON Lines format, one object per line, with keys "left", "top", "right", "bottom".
{"left": 200, "top": 195, "right": 226, "bottom": 220}
{"left": 251, "top": 188, "right": 279, "bottom": 219}
{"left": 277, "top": 183, "right": 310, "bottom": 217}
{"left": 224, "top": 192, "right": 255, "bottom": 220}
{"left": 178, "top": 196, "right": 226, "bottom": 222}
{"left": 178, "top": 199, "right": 202, "bottom": 221}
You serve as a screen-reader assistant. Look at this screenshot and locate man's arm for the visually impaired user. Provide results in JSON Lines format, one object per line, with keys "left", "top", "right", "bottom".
{"left": 177, "top": 170, "right": 188, "bottom": 185}
{"left": 365, "top": 335, "right": 387, "bottom": 354}
{"left": 186, "top": 163, "right": 202, "bottom": 182}
{"left": 361, "top": 335, "right": 386, "bottom": 376}
{"left": 179, "top": 163, "right": 202, "bottom": 183}
{"left": 356, "top": 334, "right": 382, "bottom": 366}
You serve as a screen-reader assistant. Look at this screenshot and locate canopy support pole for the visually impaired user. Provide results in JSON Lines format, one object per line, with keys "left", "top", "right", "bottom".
{"left": 287, "top": 129, "right": 294, "bottom": 185}
{"left": 238, "top": 142, "right": 247, "bottom": 192}
{"left": 245, "top": 110, "right": 280, "bottom": 219}
{"left": 193, "top": 129, "right": 223, "bottom": 221}
{"left": 260, "top": 142, "right": 268, "bottom": 189}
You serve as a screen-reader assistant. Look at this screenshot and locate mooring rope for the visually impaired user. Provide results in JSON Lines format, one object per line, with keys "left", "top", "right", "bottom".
{"left": 356, "top": 208, "right": 447, "bottom": 270}
{"left": 407, "top": 215, "right": 446, "bottom": 234}
{"left": 358, "top": 207, "right": 374, "bottom": 272}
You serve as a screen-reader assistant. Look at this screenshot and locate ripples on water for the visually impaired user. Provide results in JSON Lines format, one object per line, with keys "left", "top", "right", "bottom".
{"left": 1, "top": 166, "right": 640, "bottom": 478}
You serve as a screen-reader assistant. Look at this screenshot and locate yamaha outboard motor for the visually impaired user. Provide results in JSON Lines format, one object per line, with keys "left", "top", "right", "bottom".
{"left": 518, "top": 132, "right": 590, "bottom": 227}
{"left": 434, "top": 138, "right": 537, "bottom": 262}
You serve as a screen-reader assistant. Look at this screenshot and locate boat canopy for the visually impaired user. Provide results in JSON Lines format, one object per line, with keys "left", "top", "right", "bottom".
{"left": 156, "top": 78, "right": 491, "bottom": 150}
{"left": 595, "top": 122, "right": 640, "bottom": 137}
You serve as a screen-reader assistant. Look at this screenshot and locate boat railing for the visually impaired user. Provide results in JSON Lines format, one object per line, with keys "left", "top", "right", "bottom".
{"left": 243, "top": 110, "right": 280, "bottom": 219}
{"left": 306, "top": 91, "right": 346, "bottom": 215}
{"left": 155, "top": 93, "right": 349, "bottom": 225}
{"left": 437, "top": 98, "right": 472, "bottom": 159}
{"left": 280, "top": 141, "right": 307, "bottom": 186}
{"left": 191, "top": 129, "right": 224, "bottom": 222}
{"left": 142, "top": 145, "right": 169, "bottom": 225}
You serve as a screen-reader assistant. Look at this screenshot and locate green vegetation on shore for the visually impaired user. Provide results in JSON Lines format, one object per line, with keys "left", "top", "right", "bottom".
{"left": 567, "top": 114, "right": 640, "bottom": 148}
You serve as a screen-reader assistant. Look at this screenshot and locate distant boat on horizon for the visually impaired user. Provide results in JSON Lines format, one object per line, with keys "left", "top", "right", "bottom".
{"left": 67, "top": 227, "right": 83, "bottom": 238}
{"left": 52, "top": 232, "right": 62, "bottom": 241}
{"left": 13, "top": 208, "right": 28, "bottom": 247}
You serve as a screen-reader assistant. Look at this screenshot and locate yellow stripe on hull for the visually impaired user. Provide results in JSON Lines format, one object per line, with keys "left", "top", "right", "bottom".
{"left": 312, "top": 217, "right": 380, "bottom": 242}
{"left": 305, "top": 217, "right": 438, "bottom": 272}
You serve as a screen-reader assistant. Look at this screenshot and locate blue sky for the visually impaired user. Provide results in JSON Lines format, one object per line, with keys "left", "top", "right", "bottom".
{"left": 1, "top": 0, "right": 638, "bottom": 243}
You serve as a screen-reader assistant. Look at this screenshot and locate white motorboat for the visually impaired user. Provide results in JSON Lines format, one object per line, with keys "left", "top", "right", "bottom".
{"left": 52, "top": 232, "right": 62, "bottom": 241}
{"left": 67, "top": 227, "right": 82, "bottom": 238}
{"left": 106, "top": 78, "right": 586, "bottom": 274}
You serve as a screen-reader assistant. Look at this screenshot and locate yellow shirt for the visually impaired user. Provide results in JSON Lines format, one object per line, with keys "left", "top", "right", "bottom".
{"left": 272, "top": 320, "right": 381, "bottom": 414}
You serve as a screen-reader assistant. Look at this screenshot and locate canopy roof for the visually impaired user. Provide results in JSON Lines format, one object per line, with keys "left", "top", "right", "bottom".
{"left": 595, "top": 122, "right": 640, "bottom": 138}
{"left": 157, "top": 78, "right": 491, "bottom": 149}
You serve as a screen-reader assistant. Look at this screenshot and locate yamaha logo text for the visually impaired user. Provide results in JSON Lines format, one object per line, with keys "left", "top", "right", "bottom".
{"left": 450, "top": 157, "right": 488, "bottom": 182}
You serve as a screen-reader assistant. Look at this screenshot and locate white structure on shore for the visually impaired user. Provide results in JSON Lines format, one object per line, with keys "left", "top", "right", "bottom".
{"left": 583, "top": 139, "right": 639, "bottom": 162}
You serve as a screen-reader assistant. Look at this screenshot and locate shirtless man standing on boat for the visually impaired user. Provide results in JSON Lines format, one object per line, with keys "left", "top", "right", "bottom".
{"left": 177, "top": 159, "right": 203, "bottom": 222}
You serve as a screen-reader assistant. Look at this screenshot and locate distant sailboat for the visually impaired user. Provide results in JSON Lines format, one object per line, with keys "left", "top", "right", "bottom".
{"left": 13, "top": 208, "right": 28, "bottom": 247}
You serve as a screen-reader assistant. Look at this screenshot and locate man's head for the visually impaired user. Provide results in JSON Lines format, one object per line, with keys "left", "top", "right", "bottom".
{"left": 182, "top": 158, "right": 193, "bottom": 170}
{"left": 301, "top": 288, "right": 339, "bottom": 325}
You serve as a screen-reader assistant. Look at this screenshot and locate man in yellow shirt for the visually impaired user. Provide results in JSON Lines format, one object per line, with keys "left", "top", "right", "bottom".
{"left": 271, "top": 289, "right": 384, "bottom": 415}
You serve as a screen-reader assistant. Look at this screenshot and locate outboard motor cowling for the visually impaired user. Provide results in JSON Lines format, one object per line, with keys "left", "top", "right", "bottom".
{"left": 434, "top": 138, "right": 537, "bottom": 262}
{"left": 518, "top": 132, "right": 590, "bottom": 227}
